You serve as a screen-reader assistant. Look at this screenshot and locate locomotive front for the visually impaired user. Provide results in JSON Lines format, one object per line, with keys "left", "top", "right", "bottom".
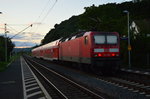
{"left": 90, "top": 32, "right": 120, "bottom": 73}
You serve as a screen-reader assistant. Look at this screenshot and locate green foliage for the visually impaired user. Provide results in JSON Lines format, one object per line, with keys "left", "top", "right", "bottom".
{"left": 0, "top": 62, "right": 8, "bottom": 72}
{"left": 0, "top": 53, "right": 20, "bottom": 72}
{"left": 79, "top": 3, "right": 125, "bottom": 33}
{"left": 0, "top": 36, "right": 15, "bottom": 61}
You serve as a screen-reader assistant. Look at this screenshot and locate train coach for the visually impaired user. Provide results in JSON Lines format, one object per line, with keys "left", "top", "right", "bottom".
{"left": 32, "top": 39, "right": 60, "bottom": 60}
{"left": 32, "top": 31, "right": 120, "bottom": 73}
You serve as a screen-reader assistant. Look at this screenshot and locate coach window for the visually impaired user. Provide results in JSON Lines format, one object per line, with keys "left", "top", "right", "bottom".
{"left": 84, "top": 36, "right": 88, "bottom": 45}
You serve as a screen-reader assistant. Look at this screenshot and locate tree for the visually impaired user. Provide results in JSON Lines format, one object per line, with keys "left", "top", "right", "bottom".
{"left": 0, "top": 36, "right": 15, "bottom": 61}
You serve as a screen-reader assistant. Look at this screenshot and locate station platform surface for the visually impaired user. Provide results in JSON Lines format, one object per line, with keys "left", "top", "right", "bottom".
{"left": 0, "top": 58, "right": 23, "bottom": 99}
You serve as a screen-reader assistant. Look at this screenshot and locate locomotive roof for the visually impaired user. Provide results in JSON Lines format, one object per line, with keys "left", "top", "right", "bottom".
{"left": 60, "top": 31, "right": 118, "bottom": 42}
{"left": 32, "top": 31, "right": 119, "bottom": 52}
{"left": 32, "top": 39, "right": 60, "bottom": 51}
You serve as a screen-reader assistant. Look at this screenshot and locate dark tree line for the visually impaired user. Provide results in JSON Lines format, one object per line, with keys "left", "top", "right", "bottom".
{"left": 0, "top": 36, "right": 15, "bottom": 61}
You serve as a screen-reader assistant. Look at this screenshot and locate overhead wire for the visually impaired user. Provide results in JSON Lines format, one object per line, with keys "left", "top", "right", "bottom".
{"left": 28, "top": 0, "right": 58, "bottom": 48}
{"left": 10, "top": 24, "right": 32, "bottom": 39}
{"left": 34, "top": 0, "right": 52, "bottom": 23}
{"left": 0, "top": 1, "right": 58, "bottom": 48}
{"left": 5, "top": 24, "right": 35, "bottom": 49}
{"left": 41, "top": 0, "right": 58, "bottom": 22}
{"left": 10, "top": 0, "right": 58, "bottom": 48}
{"left": 32, "top": 0, "right": 58, "bottom": 33}
{"left": 29, "top": 0, "right": 51, "bottom": 34}
{"left": 6, "top": 24, "right": 18, "bottom": 33}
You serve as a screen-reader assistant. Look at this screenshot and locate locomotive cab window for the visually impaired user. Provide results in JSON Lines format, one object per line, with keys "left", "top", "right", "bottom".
{"left": 94, "top": 35, "right": 117, "bottom": 44}
{"left": 107, "top": 35, "right": 117, "bottom": 44}
{"left": 94, "top": 35, "right": 105, "bottom": 44}
{"left": 84, "top": 36, "right": 88, "bottom": 45}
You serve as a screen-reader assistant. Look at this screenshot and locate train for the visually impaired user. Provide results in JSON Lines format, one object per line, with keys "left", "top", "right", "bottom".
{"left": 32, "top": 31, "right": 120, "bottom": 74}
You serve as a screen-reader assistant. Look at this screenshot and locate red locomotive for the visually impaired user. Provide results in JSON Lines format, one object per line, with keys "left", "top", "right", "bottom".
{"left": 32, "top": 31, "right": 120, "bottom": 73}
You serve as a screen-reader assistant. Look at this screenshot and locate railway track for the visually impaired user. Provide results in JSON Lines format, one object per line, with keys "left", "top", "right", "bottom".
{"left": 96, "top": 76, "right": 150, "bottom": 97}
{"left": 88, "top": 67, "right": 150, "bottom": 97}
{"left": 119, "top": 68, "right": 150, "bottom": 85}
{"left": 23, "top": 55, "right": 149, "bottom": 99}
{"left": 23, "top": 55, "right": 107, "bottom": 99}
{"left": 121, "top": 68, "right": 150, "bottom": 76}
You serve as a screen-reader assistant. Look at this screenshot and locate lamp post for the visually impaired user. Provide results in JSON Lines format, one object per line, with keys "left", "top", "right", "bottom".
{"left": 4, "top": 24, "right": 8, "bottom": 62}
{"left": 123, "top": 10, "right": 131, "bottom": 68}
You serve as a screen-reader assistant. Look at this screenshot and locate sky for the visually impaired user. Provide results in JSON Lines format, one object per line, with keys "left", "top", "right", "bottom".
{"left": 0, "top": 0, "right": 131, "bottom": 48}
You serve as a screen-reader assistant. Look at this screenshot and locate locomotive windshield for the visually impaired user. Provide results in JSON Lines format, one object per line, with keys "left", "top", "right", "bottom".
{"left": 94, "top": 35, "right": 117, "bottom": 44}
{"left": 94, "top": 35, "right": 105, "bottom": 44}
{"left": 107, "top": 35, "right": 117, "bottom": 44}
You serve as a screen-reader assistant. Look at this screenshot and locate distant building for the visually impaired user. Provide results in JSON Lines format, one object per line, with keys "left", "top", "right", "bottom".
{"left": 130, "top": 19, "right": 150, "bottom": 39}
{"left": 130, "top": 21, "right": 139, "bottom": 34}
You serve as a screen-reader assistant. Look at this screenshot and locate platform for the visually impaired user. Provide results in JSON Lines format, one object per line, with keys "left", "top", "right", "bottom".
{"left": 0, "top": 58, "right": 23, "bottom": 99}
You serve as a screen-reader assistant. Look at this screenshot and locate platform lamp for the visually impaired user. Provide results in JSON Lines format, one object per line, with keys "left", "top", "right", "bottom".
{"left": 123, "top": 10, "right": 131, "bottom": 68}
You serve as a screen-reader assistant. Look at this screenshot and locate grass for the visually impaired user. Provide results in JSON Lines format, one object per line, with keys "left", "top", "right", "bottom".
{"left": 0, "top": 54, "right": 21, "bottom": 72}
{"left": 0, "top": 62, "right": 8, "bottom": 72}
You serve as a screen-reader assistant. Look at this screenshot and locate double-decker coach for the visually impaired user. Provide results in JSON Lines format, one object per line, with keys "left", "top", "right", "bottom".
{"left": 32, "top": 39, "right": 60, "bottom": 60}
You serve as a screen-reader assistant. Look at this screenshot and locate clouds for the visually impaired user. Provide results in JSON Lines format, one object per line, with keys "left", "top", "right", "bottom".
{"left": 0, "top": 23, "right": 47, "bottom": 48}
{"left": 13, "top": 41, "right": 37, "bottom": 48}
{"left": 8, "top": 32, "right": 44, "bottom": 39}
{"left": 7, "top": 32, "right": 45, "bottom": 48}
